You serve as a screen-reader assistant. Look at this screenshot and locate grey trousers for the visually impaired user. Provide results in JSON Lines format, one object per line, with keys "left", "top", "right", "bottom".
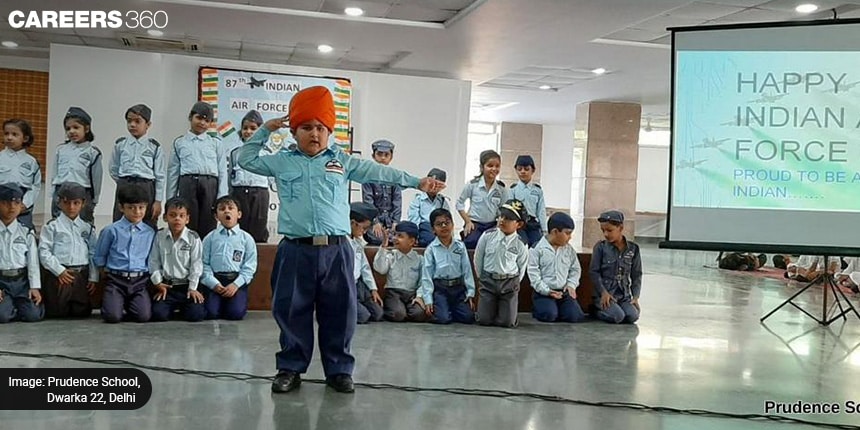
{"left": 477, "top": 276, "right": 519, "bottom": 328}
{"left": 383, "top": 288, "right": 429, "bottom": 322}
{"left": 356, "top": 279, "right": 383, "bottom": 324}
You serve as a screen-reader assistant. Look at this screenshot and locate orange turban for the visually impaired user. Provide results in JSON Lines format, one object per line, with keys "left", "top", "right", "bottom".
{"left": 289, "top": 86, "right": 336, "bottom": 132}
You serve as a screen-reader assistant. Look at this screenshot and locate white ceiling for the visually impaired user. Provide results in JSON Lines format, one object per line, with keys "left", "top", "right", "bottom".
{"left": 2, "top": 0, "right": 860, "bottom": 126}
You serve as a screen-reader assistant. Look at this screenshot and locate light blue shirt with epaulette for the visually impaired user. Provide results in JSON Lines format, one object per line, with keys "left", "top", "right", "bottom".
{"left": 110, "top": 134, "right": 166, "bottom": 201}
{"left": 408, "top": 192, "right": 450, "bottom": 225}
{"left": 167, "top": 131, "right": 229, "bottom": 199}
{"left": 418, "top": 238, "right": 475, "bottom": 305}
{"left": 510, "top": 180, "right": 548, "bottom": 233}
{"left": 456, "top": 177, "right": 510, "bottom": 223}
{"left": 226, "top": 141, "right": 271, "bottom": 188}
{"left": 38, "top": 213, "right": 98, "bottom": 282}
{"left": 528, "top": 236, "right": 580, "bottom": 296}
{"left": 349, "top": 236, "right": 378, "bottom": 291}
{"left": 237, "top": 128, "right": 421, "bottom": 238}
{"left": 51, "top": 141, "right": 103, "bottom": 205}
{"left": 0, "top": 220, "right": 40, "bottom": 289}
{"left": 0, "top": 148, "right": 41, "bottom": 211}
{"left": 474, "top": 227, "right": 528, "bottom": 281}
{"left": 200, "top": 224, "right": 257, "bottom": 289}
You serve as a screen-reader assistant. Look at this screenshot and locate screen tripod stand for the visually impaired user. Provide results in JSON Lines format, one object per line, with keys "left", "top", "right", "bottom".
{"left": 760, "top": 256, "right": 860, "bottom": 325}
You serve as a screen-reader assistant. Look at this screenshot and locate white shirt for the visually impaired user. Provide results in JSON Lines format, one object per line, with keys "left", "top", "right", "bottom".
{"left": 527, "top": 236, "right": 581, "bottom": 296}
{"left": 38, "top": 213, "right": 98, "bottom": 282}
{"left": 350, "top": 236, "right": 378, "bottom": 291}
{"left": 474, "top": 227, "right": 528, "bottom": 282}
{"left": 372, "top": 248, "right": 423, "bottom": 292}
{"left": 149, "top": 227, "right": 203, "bottom": 291}
{"left": 0, "top": 220, "right": 40, "bottom": 289}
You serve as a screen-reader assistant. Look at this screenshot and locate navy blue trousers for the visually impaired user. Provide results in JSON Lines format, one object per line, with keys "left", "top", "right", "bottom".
{"left": 518, "top": 221, "right": 543, "bottom": 248}
{"left": 463, "top": 221, "right": 496, "bottom": 250}
{"left": 0, "top": 274, "right": 44, "bottom": 323}
{"left": 431, "top": 281, "right": 474, "bottom": 324}
{"left": 201, "top": 273, "right": 248, "bottom": 320}
{"left": 532, "top": 291, "right": 587, "bottom": 323}
{"left": 272, "top": 238, "right": 356, "bottom": 377}
{"left": 151, "top": 285, "right": 205, "bottom": 322}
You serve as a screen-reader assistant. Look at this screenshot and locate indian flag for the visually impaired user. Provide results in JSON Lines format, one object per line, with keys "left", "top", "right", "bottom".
{"left": 218, "top": 121, "right": 236, "bottom": 138}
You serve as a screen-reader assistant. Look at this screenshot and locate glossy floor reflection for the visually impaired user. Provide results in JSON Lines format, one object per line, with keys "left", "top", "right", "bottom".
{"left": 2, "top": 246, "right": 860, "bottom": 429}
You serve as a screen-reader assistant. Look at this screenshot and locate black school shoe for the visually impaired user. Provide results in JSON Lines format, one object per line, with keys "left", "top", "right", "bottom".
{"left": 271, "top": 371, "right": 301, "bottom": 393}
{"left": 325, "top": 374, "right": 355, "bottom": 393}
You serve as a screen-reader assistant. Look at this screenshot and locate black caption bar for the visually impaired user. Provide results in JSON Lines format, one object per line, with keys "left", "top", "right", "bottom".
{"left": 0, "top": 368, "right": 151, "bottom": 410}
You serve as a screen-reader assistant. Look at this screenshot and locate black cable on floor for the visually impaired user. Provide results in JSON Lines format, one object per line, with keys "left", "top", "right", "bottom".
{"left": 1, "top": 349, "right": 857, "bottom": 430}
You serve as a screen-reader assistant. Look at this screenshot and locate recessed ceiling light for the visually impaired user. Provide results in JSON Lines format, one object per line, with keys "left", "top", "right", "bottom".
{"left": 795, "top": 4, "right": 818, "bottom": 13}
{"left": 591, "top": 67, "right": 607, "bottom": 75}
{"left": 344, "top": 7, "right": 364, "bottom": 16}
{"left": 147, "top": 29, "right": 164, "bottom": 37}
{"left": 539, "top": 85, "right": 552, "bottom": 90}
{"left": 2, "top": 41, "right": 19, "bottom": 48}
{"left": 317, "top": 44, "right": 333, "bottom": 53}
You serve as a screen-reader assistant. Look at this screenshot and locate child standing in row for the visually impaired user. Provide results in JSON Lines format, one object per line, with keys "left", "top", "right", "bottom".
{"left": 408, "top": 168, "right": 450, "bottom": 248}
{"left": 373, "top": 221, "right": 427, "bottom": 322}
{"left": 93, "top": 184, "right": 155, "bottom": 323}
{"left": 474, "top": 199, "right": 529, "bottom": 328}
{"left": 0, "top": 184, "right": 43, "bottom": 323}
{"left": 349, "top": 202, "right": 383, "bottom": 324}
{"left": 1, "top": 119, "right": 41, "bottom": 228}
{"left": 39, "top": 183, "right": 97, "bottom": 318}
{"left": 529, "top": 212, "right": 587, "bottom": 323}
{"left": 149, "top": 198, "right": 205, "bottom": 322}
{"left": 510, "top": 155, "right": 547, "bottom": 248}
{"left": 362, "top": 139, "right": 401, "bottom": 246}
{"left": 228, "top": 110, "right": 272, "bottom": 243}
{"left": 417, "top": 208, "right": 476, "bottom": 324}
{"left": 200, "top": 196, "right": 257, "bottom": 320}
{"left": 51, "top": 107, "right": 103, "bottom": 223}
{"left": 167, "top": 101, "right": 228, "bottom": 238}
{"left": 590, "top": 210, "right": 641, "bottom": 324}
{"left": 110, "top": 104, "right": 164, "bottom": 230}
{"left": 457, "top": 150, "right": 509, "bottom": 249}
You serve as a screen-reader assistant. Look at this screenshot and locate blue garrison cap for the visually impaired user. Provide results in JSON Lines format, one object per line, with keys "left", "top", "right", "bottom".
{"left": 0, "top": 183, "right": 24, "bottom": 202}
{"left": 371, "top": 139, "right": 395, "bottom": 153}
{"left": 350, "top": 202, "right": 378, "bottom": 222}
{"left": 395, "top": 221, "right": 419, "bottom": 238}
{"left": 598, "top": 210, "right": 625, "bottom": 224}
{"left": 242, "top": 110, "right": 263, "bottom": 126}
{"left": 514, "top": 155, "right": 535, "bottom": 168}
{"left": 548, "top": 212, "right": 575, "bottom": 231}
{"left": 190, "top": 101, "right": 214, "bottom": 120}
{"left": 427, "top": 168, "right": 447, "bottom": 183}
{"left": 64, "top": 106, "right": 92, "bottom": 125}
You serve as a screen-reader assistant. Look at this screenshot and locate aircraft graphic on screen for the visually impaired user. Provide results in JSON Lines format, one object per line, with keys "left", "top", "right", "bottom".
{"left": 692, "top": 137, "right": 729, "bottom": 149}
{"left": 823, "top": 80, "right": 860, "bottom": 93}
{"left": 248, "top": 76, "right": 267, "bottom": 88}
{"left": 748, "top": 92, "right": 788, "bottom": 104}
{"left": 720, "top": 115, "right": 741, "bottom": 126}
{"left": 677, "top": 159, "right": 707, "bottom": 169}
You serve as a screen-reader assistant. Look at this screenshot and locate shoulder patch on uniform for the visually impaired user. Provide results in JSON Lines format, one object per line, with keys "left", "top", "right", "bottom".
{"left": 188, "top": 230, "right": 200, "bottom": 239}
{"left": 115, "top": 137, "right": 126, "bottom": 145}
{"left": 148, "top": 138, "right": 161, "bottom": 147}
{"left": 45, "top": 218, "right": 57, "bottom": 226}
{"left": 173, "top": 135, "right": 184, "bottom": 144}
{"left": 497, "top": 180, "right": 506, "bottom": 187}
{"left": 92, "top": 146, "right": 102, "bottom": 156}
{"left": 469, "top": 177, "right": 479, "bottom": 184}
{"left": 510, "top": 183, "right": 518, "bottom": 189}
{"left": 533, "top": 183, "right": 541, "bottom": 189}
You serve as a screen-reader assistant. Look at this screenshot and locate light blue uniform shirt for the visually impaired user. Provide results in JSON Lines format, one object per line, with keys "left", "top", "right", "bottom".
{"left": 418, "top": 238, "right": 476, "bottom": 305}
{"left": 510, "top": 180, "right": 548, "bottom": 233}
{"left": 527, "top": 236, "right": 581, "bottom": 296}
{"left": 237, "top": 128, "right": 421, "bottom": 238}
{"left": 227, "top": 141, "right": 271, "bottom": 188}
{"left": 38, "top": 213, "right": 98, "bottom": 282}
{"left": 0, "top": 148, "right": 41, "bottom": 211}
{"left": 456, "top": 177, "right": 510, "bottom": 224}
{"left": 407, "top": 192, "right": 450, "bottom": 225}
{"left": 51, "top": 141, "right": 103, "bottom": 205}
{"left": 167, "top": 131, "right": 229, "bottom": 199}
{"left": 474, "top": 227, "right": 528, "bottom": 281}
{"left": 200, "top": 224, "right": 257, "bottom": 289}
{"left": 93, "top": 217, "right": 155, "bottom": 272}
{"left": 110, "top": 134, "right": 166, "bottom": 201}
{"left": 349, "top": 237, "right": 378, "bottom": 291}
{"left": 0, "top": 220, "right": 40, "bottom": 289}
{"left": 373, "top": 248, "right": 423, "bottom": 292}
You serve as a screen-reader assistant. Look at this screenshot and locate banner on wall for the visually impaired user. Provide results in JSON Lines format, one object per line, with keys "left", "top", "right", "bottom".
{"left": 197, "top": 66, "right": 352, "bottom": 152}
{"left": 197, "top": 67, "right": 354, "bottom": 234}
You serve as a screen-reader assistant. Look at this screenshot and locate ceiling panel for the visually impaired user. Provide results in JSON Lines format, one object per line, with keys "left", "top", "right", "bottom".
{"left": 21, "top": 31, "right": 84, "bottom": 44}
{"left": 707, "top": 6, "right": 795, "bottom": 23}
{"left": 318, "top": 0, "right": 392, "bottom": 17}
{"left": 79, "top": 36, "right": 125, "bottom": 49}
{"left": 667, "top": 2, "right": 746, "bottom": 19}
{"left": 604, "top": 28, "right": 668, "bottom": 42}
{"left": 386, "top": 4, "right": 457, "bottom": 22}
{"left": 754, "top": 0, "right": 848, "bottom": 12}
{"left": 397, "top": 0, "right": 477, "bottom": 10}
{"left": 249, "top": 0, "right": 325, "bottom": 10}
{"left": 633, "top": 14, "right": 703, "bottom": 33}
